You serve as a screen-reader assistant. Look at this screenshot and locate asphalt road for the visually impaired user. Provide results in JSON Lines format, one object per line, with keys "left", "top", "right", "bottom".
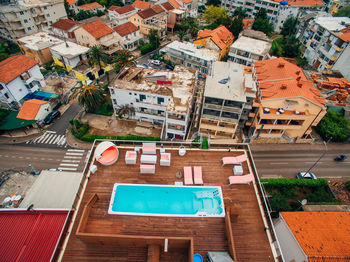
{"left": 135, "top": 51, "right": 167, "bottom": 70}
{"left": 251, "top": 145, "right": 350, "bottom": 179}
{"left": 49, "top": 102, "right": 82, "bottom": 135}
{"left": 0, "top": 145, "right": 88, "bottom": 172}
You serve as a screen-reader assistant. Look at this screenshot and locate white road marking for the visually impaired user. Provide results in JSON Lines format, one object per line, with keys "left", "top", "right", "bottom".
{"left": 68, "top": 149, "right": 85, "bottom": 152}
{"left": 62, "top": 159, "right": 81, "bottom": 163}
{"left": 65, "top": 152, "right": 84, "bottom": 156}
{"left": 270, "top": 162, "right": 289, "bottom": 165}
{"left": 64, "top": 156, "right": 83, "bottom": 159}
{"left": 59, "top": 167, "right": 77, "bottom": 171}
{"left": 60, "top": 163, "right": 79, "bottom": 167}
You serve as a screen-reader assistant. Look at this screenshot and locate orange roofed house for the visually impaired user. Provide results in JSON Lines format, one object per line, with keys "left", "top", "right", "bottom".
{"left": 16, "top": 99, "right": 51, "bottom": 121}
{"left": 108, "top": 5, "right": 137, "bottom": 26}
{"left": 132, "top": 0, "right": 153, "bottom": 11}
{"left": 113, "top": 22, "right": 142, "bottom": 51}
{"left": 74, "top": 20, "right": 120, "bottom": 55}
{"left": 0, "top": 55, "right": 45, "bottom": 109}
{"left": 275, "top": 212, "right": 350, "bottom": 262}
{"left": 194, "top": 26, "right": 234, "bottom": 60}
{"left": 245, "top": 57, "right": 326, "bottom": 142}
{"left": 76, "top": 2, "right": 104, "bottom": 13}
{"left": 129, "top": 6, "right": 167, "bottom": 40}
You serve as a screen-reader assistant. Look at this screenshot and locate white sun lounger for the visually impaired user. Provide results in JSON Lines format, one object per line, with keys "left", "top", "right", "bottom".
{"left": 194, "top": 166, "right": 203, "bottom": 185}
{"left": 184, "top": 166, "right": 193, "bottom": 185}
{"left": 222, "top": 154, "right": 247, "bottom": 165}
{"left": 228, "top": 173, "right": 254, "bottom": 185}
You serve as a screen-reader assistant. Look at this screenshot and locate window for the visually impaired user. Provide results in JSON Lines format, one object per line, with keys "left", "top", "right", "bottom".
{"left": 4, "top": 93, "right": 9, "bottom": 99}
{"left": 20, "top": 11, "right": 24, "bottom": 15}
{"left": 24, "top": 19, "right": 28, "bottom": 23}
{"left": 28, "top": 27, "right": 31, "bottom": 31}
{"left": 157, "top": 97, "right": 164, "bottom": 104}
{"left": 47, "top": 14, "right": 50, "bottom": 17}
{"left": 44, "top": 6, "right": 47, "bottom": 9}
{"left": 139, "top": 94, "right": 146, "bottom": 101}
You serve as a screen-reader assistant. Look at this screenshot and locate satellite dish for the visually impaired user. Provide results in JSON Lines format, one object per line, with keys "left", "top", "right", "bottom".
{"left": 301, "top": 199, "right": 307, "bottom": 206}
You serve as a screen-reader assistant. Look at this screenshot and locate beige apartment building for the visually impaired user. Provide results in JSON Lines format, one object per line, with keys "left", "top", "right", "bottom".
{"left": 0, "top": 0, "right": 67, "bottom": 41}
{"left": 246, "top": 57, "right": 326, "bottom": 142}
{"left": 129, "top": 6, "right": 167, "bottom": 40}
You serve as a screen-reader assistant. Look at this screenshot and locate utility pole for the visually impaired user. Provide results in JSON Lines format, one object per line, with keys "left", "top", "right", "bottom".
{"left": 304, "top": 137, "right": 331, "bottom": 177}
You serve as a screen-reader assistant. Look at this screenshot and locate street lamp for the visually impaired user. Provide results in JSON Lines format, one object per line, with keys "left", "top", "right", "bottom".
{"left": 303, "top": 138, "right": 331, "bottom": 177}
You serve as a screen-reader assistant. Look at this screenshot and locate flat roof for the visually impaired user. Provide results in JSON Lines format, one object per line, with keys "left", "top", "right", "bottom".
{"left": 18, "top": 32, "right": 63, "bottom": 51}
{"left": 50, "top": 41, "right": 89, "bottom": 59}
{"left": 0, "top": 210, "right": 68, "bottom": 262}
{"left": 111, "top": 66, "right": 195, "bottom": 113}
{"left": 230, "top": 36, "right": 271, "bottom": 56}
{"left": 204, "top": 61, "right": 253, "bottom": 102}
{"left": 61, "top": 145, "right": 275, "bottom": 261}
{"left": 20, "top": 170, "right": 84, "bottom": 209}
{"left": 315, "top": 16, "right": 350, "bottom": 32}
{"left": 162, "top": 40, "right": 218, "bottom": 62}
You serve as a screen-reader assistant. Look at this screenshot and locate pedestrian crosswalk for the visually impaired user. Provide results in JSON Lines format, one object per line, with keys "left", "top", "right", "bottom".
{"left": 26, "top": 131, "right": 67, "bottom": 147}
{"left": 58, "top": 149, "right": 86, "bottom": 171}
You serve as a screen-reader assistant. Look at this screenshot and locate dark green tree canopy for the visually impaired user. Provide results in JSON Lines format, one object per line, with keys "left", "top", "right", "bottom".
{"left": 334, "top": 5, "right": 350, "bottom": 17}
{"left": 233, "top": 7, "right": 247, "bottom": 18}
{"left": 281, "top": 17, "right": 298, "bottom": 38}
{"left": 206, "top": 0, "right": 221, "bottom": 7}
{"left": 252, "top": 17, "right": 273, "bottom": 35}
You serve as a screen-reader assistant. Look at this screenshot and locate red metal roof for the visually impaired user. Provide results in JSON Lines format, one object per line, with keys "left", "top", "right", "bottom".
{"left": 0, "top": 210, "right": 68, "bottom": 262}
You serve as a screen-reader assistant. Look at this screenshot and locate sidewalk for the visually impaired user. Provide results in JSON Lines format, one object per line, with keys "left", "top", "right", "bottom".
{"left": 0, "top": 130, "right": 43, "bottom": 144}
{"left": 65, "top": 129, "right": 92, "bottom": 150}
{"left": 250, "top": 143, "right": 350, "bottom": 152}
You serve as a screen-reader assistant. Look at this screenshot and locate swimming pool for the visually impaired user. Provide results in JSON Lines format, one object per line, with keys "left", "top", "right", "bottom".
{"left": 108, "top": 184, "right": 225, "bottom": 217}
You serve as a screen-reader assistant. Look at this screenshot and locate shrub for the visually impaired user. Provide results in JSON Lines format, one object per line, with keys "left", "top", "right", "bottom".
{"left": 74, "top": 119, "right": 81, "bottom": 129}
{"left": 316, "top": 111, "right": 350, "bottom": 142}
{"left": 306, "top": 187, "right": 339, "bottom": 203}
{"left": 346, "top": 180, "right": 350, "bottom": 191}
{"left": 269, "top": 193, "right": 290, "bottom": 213}
{"left": 184, "top": 36, "right": 190, "bottom": 42}
{"left": 0, "top": 108, "right": 10, "bottom": 122}
{"left": 261, "top": 178, "right": 329, "bottom": 189}
{"left": 201, "top": 137, "right": 209, "bottom": 149}
{"left": 140, "top": 43, "right": 156, "bottom": 55}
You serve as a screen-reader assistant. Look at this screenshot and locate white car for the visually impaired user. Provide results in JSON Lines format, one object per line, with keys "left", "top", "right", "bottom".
{"left": 296, "top": 172, "right": 317, "bottom": 179}
{"left": 151, "top": 60, "right": 161, "bottom": 66}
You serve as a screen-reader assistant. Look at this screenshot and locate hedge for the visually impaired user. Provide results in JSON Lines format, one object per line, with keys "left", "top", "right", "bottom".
{"left": 261, "top": 178, "right": 328, "bottom": 189}
{"left": 346, "top": 180, "right": 350, "bottom": 191}
{"left": 140, "top": 43, "right": 156, "bottom": 55}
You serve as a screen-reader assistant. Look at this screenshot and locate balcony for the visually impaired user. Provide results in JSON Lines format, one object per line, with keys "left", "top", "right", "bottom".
{"left": 204, "top": 103, "right": 222, "bottom": 110}
{"left": 199, "top": 122, "right": 236, "bottom": 133}
{"left": 330, "top": 55, "right": 338, "bottom": 61}
{"left": 336, "top": 47, "right": 344, "bottom": 52}
{"left": 136, "top": 111, "right": 165, "bottom": 121}
{"left": 325, "top": 64, "right": 332, "bottom": 69}
{"left": 255, "top": 123, "right": 301, "bottom": 130}
{"left": 167, "top": 124, "right": 185, "bottom": 132}
{"left": 167, "top": 113, "right": 185, "bottom": 121}
{"left": 259, "top": 107, "right": 309, "bottom": 120}
{"left": 222, "top": 106, "right": 241, "bottom": 114}
{"left": 248, "top": 112, "right": 255, "bottom": 118}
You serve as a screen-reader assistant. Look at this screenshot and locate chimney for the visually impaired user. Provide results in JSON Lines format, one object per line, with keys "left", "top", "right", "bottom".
{"left": 296, "top": 70, "right": 301, "bottom": 75}
{"left": 280, "top": 84, "right": 287, "bottom": 89}
{"left": 296, "top": 76, "right": 301, "bottom": 81}
{"left": 278, "top": 63, "right": 285, "bottom": 68}
{"left": 297, "top": 82, "right": 303, "bottom": 88}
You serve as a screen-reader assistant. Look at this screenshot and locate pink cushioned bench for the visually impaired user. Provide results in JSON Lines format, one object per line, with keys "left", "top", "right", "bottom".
{"left": 228, "top": 173, "right": 254, "bottom": 185}
{"left": 184, "top": 166, "right": 193, "bottom": 185}
{"left": 140, "top": 164, "right": 155, "bottom": 174}
{"left": 222, "top": 154, "right": 247, "bottom": 165}
{"left": 142, "top": 142, "right": 156, "bottom": 155}
{"left": 194, "top": 166, "right": 203, "bottom": 185}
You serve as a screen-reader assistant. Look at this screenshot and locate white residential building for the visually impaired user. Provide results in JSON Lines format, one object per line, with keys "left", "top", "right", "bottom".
{"left": 109, "top": 66, "right": 196, "bottom": 140}
{"left": 108, "top": 5, "right": 137, "bottom": 26}
{"left": 229, "top": 30, "right": 272, "bottom": 66}
{"left": 0, "top": 0, "right": 67, "bottom": 41}
{"left": 0, "top": 55, "right": 45, "bottom": 109}
{"left": 49, "top": 41, "right": 89, "bottom": 71}
{"left": 199, "top": 62, "right": 256, "bottom": 139}
{"left": 160, "top": 40, "right": 218, "bottom": 75}
{"left": 113, "top": 22, "right": 143, "bottom": 51}
{"left": 298, "top": 16, "right": 350, "bottom": 80}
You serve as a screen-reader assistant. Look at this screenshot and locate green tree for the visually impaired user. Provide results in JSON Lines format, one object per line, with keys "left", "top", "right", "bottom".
{"left": 113, "top": 50, "right": 135, "bottom": 69}
{"left": 233, "top": 7, "right": 247, "bottom": 18}
{"left": 0, "top": 53, "right": 9, "bottom": 62}
{"left": 77, "top": 0, "right": 86, "bottom": 6}
{"left": 96, "top": 10, "right": 105, "bottom": 16}
{"left": 74, "top": 10, "right": 94, "bottom": 20}
{"left": 88, "top": 45, "right": 110, "bottom": 71}
{"left": 189, "top": 23, "right": 199, "bottom": 37}
{"left": 72, "top": 84, "right": 105, "bottom": 112}
{"left": 252, "top": 17, "right": 273, "bottom": 35}
{"left": 177, "top": 30, "right": 186, "bottom": 41}
{"left": 147, "top": 29, "right": 160, "bottom": 48}
{"left": 198, "top": 5, "right": 206, "bottom": 13}
{"left": 206, "top": 0, "right": 221, "bottom": 7}
{"left": 64, "top": 0, "right": 74, "bottom": 18}
{"left": 117, "top": 104, "right": 135, "bottom": 118}
{"left": 316, "top": 111, "right": 350, "bottom": 142}
{"left": 282, "top": 35, "right": 301, "bottom": 58}
{"left": 334, "top": 4, "right": 350, "bottom": 17}
{"left": 229, "top": 16, "right": 243, "bottom": 39}
{"left": 108, "top": 0, "right": 124, "bottom": 7}
{"left": 255, "top": 8, "right": 268, "bottom": 20}
{"left": 281, "top": 17, "right": 298, "bottom": 38}
{"left": 203, "top": 6, "right": 228, "bottom": 24}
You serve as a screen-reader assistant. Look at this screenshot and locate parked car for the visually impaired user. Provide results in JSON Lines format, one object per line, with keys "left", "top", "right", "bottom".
{"left": 165, "top": 64, "right": 175, "bottom": 70}
{"left": 151, "top": 60, "right": 161, "bottom": 66}
{"left": 334, "top": 155, "right": 347, "bottom": 162}
{"left": 149, "top": 53, "right": 156, "bottom": 59}
{"left": 44, "top": 110, "right": 61, "bottom": 124}
{"left": 296, "top": 172, "right": 317, "bottom": 180}
{"left": 136, "top": 64, "right": 152, "bottom": 69}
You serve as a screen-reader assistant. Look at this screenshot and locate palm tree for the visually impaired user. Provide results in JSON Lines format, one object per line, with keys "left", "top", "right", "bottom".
{"left": 177, "top": 30, "right": 186, "bottom": 42}
{"left": 88, "top": 45, "right": 110, "bottom": 71}
{"left": 113, "top": 50, "right": 135, "bottom": 69}
{"left": 117, "top": 104, "right": 135, "bottom": 119}
{"left": 71, "top": 83, "right": 105, "bottom": 112}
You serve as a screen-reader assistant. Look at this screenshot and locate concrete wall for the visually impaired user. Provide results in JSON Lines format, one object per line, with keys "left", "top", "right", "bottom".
{"left": 333, "top": 44, "right": 350, "bottom": 81}
{"left": 74, "top": 28, "right": 98, "bottom": 47}
{"left": 274, "top": 217, "right": 307, "bottom": 262}
{"left": 35, "top": 103, "right": 52, "bottom": 120}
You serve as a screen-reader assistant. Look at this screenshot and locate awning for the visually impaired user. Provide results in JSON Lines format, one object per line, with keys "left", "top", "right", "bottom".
{"left": 0, "top": 111, "right": 35, "bottom": 130}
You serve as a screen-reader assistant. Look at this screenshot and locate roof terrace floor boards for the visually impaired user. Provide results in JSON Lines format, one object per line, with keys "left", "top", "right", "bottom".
{"left": 62, "top": 148, "right": 274, "bottom": 262}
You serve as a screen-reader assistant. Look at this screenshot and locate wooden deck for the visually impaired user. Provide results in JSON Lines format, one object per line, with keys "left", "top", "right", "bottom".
{"left": 62, "top": 148, "right": 274, "bottom": 262}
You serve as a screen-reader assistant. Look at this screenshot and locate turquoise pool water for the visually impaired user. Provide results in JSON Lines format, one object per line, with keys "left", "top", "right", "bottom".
{"left": 108, "top": 184, "right": 225, "bottom": 217}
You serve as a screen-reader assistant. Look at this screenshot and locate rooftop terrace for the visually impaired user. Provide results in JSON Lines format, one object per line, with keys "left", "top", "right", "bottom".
{"left": 17, "top": 32, "right": 63, "bottom": 51}
{"left": 60, "top": 142, "right": 277, "bottom": 262}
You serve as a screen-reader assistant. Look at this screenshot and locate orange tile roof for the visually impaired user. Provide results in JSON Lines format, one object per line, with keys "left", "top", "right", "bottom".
{"left": 272, "top": 0, "right": 324, "bottom": 6}
{"left": 243, "top": 19, "right": 254, "bottom": 29}
{"left": 51, "top": 19, "right": 81, "bottom": 31}
{"left": 151, "top": 4, "right": 165, "bottom": 14}
{"left": 113, "top": 22, "right": 138, "bottom": 37}
{"left": 255, "top": 57, "right": 325, "bottom": 107}
{"left": 168, "top": 0, "right": 182, "bottom": 9}
{"left": 78, "top": 2, "right": 102, "bottom": 11}
{"left": 0, "top": 55, "right": 38, "bottom": 84}
{"left": 339, "top": 27, "right": 350, "bottom": 42}
{"left": 161, "top": 2, "right": 175, "bottom": 11}
{"left": 17, "top": 99, "right": 48, "bottom": 120}
{"left": 137, "top": 8, "right": 157, "bottom": 19}
{"left": 81, "top": 20, "right": 114, "bottom": 39}
{"left": 282, "top": 212, "right": 350, "bottom": 261}
{"left": 66, "top": 0, "right": 76, "bottom": 4}
{"left": 132, "top": 0, "right": 152, "bottom": 10}
{"left": 178, "top": 0, "right": 192, "bottom": 3}
{"left": 109, "top": 4, "right": 136, "bottom": 14}
{"left": 197, "top": 25, "right": 233, "bottom": 50}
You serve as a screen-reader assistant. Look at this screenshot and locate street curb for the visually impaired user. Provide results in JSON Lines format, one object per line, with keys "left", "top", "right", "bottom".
{"left": 0, "top": 131, "right": 43, "bottom": 145}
